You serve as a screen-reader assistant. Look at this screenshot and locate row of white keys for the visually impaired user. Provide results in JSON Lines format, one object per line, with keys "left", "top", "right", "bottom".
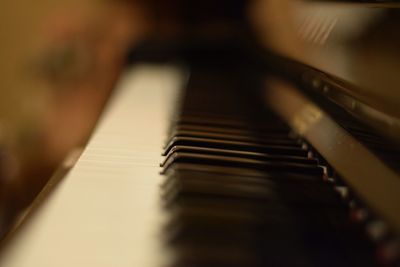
{"left": 0, "top": 65, "right": 186, "bottom": 267}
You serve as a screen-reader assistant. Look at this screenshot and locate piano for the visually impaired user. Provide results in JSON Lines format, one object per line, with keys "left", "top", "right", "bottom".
{"left": 0, "top": 1, "right": 399, "bottom": 266}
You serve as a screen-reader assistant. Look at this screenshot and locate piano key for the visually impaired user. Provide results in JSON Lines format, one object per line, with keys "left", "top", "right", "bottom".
{"left": 175, "top": 115, "right": 290, "bottom": 132}
{"left": 174, "top": 124, "right": 298, "bottom": 141}
{"left": 174, "top": 123, "right": 283, "bottom": 135}
{"left": 161, "top": 152, "right": 323, "bottom": 176}
{"left": 168, "top": 129, "right": 299, "bottom": 145}
{"left": 164, "top": 163, "right": 325, "bottom": 183}
{"left": 162, "top": 176, "right": 343, "bottom": 207}
{"left": 161, "top": 168, "right": 329, "bottom": 214}
{"left": 163, "top": 165, "right": 325, "bottom": 187}
{"left": 163, "top": 137, "right": 308, "bottom": 157}
{"left": 161, "top": 145, "right": 318, "bottom": 166}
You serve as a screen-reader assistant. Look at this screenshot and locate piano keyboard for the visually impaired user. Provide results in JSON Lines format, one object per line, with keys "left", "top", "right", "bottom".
{"left": 0, "top": 63, "right": 398, "bottom": 267}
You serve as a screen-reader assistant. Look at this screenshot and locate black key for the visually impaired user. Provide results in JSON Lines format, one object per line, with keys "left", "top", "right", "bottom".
{"left": 161, "top": 145, "right": 317, "bottom": 167}
{"left": 163, "top": 137, "right": 308, "bottom": 157}
{"left": 162, "top": 175, "right": 341, "bottom": 207}
{"left": 169, "top": 129, "right": 298, "bottom": 145}
{"left": 175, "top": 124, "right": 289, "bottom": 137}
{"left": 161, "top": 152, "right": 322, "bottom": 176}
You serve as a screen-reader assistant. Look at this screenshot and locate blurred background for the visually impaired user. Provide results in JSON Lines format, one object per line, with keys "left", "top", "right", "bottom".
{"left": 0, "top": 0, "right": 399, "bottom": 237}
{"left": 0, "top": 0, "right": 149, "bottom": 230}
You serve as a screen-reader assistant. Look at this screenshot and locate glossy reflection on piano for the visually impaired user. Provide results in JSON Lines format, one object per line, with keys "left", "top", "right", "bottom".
{"left": 0, "top": 1, "right": 399, "bottom": 266}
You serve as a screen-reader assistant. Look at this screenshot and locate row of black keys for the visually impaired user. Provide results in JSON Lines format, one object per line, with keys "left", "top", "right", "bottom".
{"left": 160, "top": 113, "right": 377, "bottom": 267}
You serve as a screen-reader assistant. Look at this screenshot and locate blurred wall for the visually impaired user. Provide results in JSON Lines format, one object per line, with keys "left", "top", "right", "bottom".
{"left": 0, "top": 0, "right": 104, "bottom": 136}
